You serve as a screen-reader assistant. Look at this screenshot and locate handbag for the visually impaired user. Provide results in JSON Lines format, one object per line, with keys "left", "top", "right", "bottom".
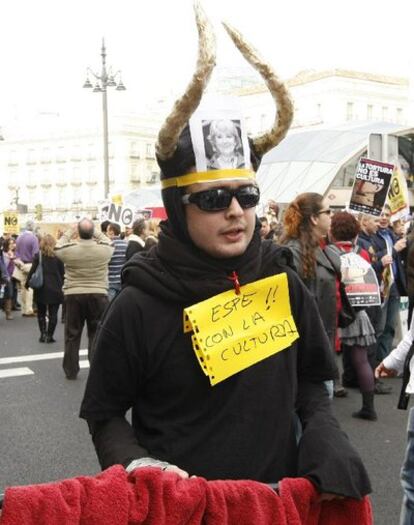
{"left": 28, "top": 252, "right": 44, "bottom": 289}
{"left": 323, "top": 245, "right": 356, "bottom": 329}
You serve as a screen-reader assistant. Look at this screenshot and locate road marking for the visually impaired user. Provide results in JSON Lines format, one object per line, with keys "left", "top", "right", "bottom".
{"left": 0, "top": 367, "right": 34, "bottom": 378}
{"left": 0, "top": 349, "right": 88, "bottom": 366}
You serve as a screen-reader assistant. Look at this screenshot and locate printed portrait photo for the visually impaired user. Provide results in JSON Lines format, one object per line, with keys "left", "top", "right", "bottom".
{"left": 202, "top": 119, "right": 245, "bottom": 171}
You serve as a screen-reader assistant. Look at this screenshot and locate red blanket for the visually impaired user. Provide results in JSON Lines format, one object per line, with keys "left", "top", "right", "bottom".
{"left": 0, "top": 465, "right": 373, "bottom": 524}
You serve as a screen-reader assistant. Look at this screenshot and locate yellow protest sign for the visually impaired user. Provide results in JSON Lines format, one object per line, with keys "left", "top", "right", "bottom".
{"left": 3, "top": 212, "right": 19, "bottom": 235}
{"left": 184, "top": 273, "right": 299, "bottom": 386}
{"left": 387, "top": 168, "right": 409, "bottom": 219}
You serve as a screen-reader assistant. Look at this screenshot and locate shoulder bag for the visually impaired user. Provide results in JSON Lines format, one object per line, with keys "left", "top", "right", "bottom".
{"left": 28, "top": 252, "right": 44, "bottom": 289}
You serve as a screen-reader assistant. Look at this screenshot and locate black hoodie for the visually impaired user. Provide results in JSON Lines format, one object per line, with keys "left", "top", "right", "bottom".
{"left": 80, "top": 225, "right": 371, "bottom": 499}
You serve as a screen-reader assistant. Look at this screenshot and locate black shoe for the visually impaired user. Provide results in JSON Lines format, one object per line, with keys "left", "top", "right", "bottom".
{"left": 374, "top": 381, "right": 392, "bottom": 395}
{"left": 65, "top": 374, "right": 78, "bottom": 380}
{"left": 39, "top": 333, "right": 46, "bottom": 343}
{"left": 352, "top": 408, "right": 378, "bottom": 421}
{"left": 45, "top": 336, "right": 56, "bottom": 343}
{"left": 12, "top": 305, "right": 21, "bottom": 311}
{"left": 334, "top": 386, "right": 348, "bottom": 398}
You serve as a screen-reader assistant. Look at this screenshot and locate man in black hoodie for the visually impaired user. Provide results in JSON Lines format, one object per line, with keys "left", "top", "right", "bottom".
{"left": 80, "top": 3, "right": 370, "bottom": 501}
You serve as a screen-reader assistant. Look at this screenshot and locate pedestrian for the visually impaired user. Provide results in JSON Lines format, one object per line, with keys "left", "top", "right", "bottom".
{"left": 2, "top": 238, "right": 20, "bottom": 311}
{"left": 350, "top": 212, "right": 393, "bottom": 395}
{"left": 26, "top": 234, "right": 65, "bottom": 343}
{"left": 125, "top": 218, "right": 148, "bottom": 260}
{"left": 106, "top": 222, "right": 128, "bottom": 301}
{"left": 280, "top": 192, "right": 346, "bottom": 397}
{"left": 80, "top": 5, "right": 370, "bottom": 501}
{"left": 375, "top": 316, "right": 414, "bottom": 524}
{"left": 55, "top": 218, "right": 113, "bottom": 380}
{"left": 259, "top": 216, "right": 274, "bottom": 240}
{"left": 14, "top": 220, "right": 39, "bottom": 317}
{"left": 374, "top": 205, "right": 407, "bottom": 362}
{"left": 330, "top": 211, "right": 377, "bottom": 420}
{"left": 0, "top": 247, "right": 13, "bottom": 320}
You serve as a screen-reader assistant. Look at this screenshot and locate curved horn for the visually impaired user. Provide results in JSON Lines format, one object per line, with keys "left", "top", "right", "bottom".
{"left": 222, "top": 22, "right": 294, "bottom": 157}
{"left": 156, "top": 1, "right": 216, "bottom": 161}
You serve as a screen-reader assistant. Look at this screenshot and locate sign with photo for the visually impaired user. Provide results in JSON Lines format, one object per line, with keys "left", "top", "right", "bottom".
{"left": 340, "top": 252, "right": 381, "bottom": 307}
{"left": 189, "top": 96, "right": 251, "bottom": 173}
{"left": 349, "top": 158, "right": 394, "bottom": 216}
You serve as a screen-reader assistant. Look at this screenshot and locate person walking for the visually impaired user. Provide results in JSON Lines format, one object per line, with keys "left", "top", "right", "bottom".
{"left": 330, "top": 211, "right": 378, "bottom": 420}
{"left": 14, "top": 220, "right": 39, "bottom": 317}
{"left": 374, "top": 205, "right": 407, "bottom": 362}
{"left": 55, "top": 218, "right": 113, "bottom": 379}
{"left": 125, "top": 218, "right": 148, "bottom": 261}
{"left": 376, "top": 317, "right": 414, "bottom": 523}
{"left": 106, "top": 222, "right": 128, "bottom": 301}
{"left": 280, "top": 192, "right": 345, "bottom": 397}
{"left": 26, "top": 234, "right": 65, "bottom": 343}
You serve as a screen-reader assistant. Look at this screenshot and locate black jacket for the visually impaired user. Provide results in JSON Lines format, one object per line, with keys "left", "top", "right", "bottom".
{"left": 26, "top": 253, "right": 64, "bottom": 305}
{"left": 80, "top": 229, "right": 371, "bottom": 499}
{"left": 358, "top": 229, "right": 407, "bottom": 296}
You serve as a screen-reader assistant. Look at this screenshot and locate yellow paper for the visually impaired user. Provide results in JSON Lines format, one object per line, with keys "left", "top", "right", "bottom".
{"left": 184, "top": 273, "right": 299, "bottom": 386}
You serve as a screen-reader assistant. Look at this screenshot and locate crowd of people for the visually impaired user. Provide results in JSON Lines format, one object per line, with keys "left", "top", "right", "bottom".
{"left": 1, "top": 6, "right": 414, "bottom": 522}
{"left": 0, "top": 216, "right": 160, "bottom": 365}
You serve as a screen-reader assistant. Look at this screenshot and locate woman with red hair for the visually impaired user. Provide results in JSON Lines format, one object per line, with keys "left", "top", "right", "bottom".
{"left": 280, "top": 193, "right": 344, "bottom": 396}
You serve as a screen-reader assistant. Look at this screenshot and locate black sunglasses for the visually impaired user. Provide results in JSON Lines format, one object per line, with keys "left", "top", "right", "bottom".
{"left": 182, "top": 185, "right": 260, "bottom": 212}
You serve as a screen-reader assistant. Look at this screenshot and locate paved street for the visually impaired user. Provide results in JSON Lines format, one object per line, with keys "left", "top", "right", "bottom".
{"left": 0, "top": 312, "right": 409, "bottom": 523}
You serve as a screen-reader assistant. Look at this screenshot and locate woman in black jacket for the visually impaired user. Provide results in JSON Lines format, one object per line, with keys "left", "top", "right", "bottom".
{"left": 26, "top": 234, "right": 64, "bottom": 343}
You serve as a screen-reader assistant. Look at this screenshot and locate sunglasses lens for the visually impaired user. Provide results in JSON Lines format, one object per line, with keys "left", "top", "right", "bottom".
{"left": 189, "top": 185, "right": 260, "bottom": 211}
{"left": 237, "top": 186, "right": 260, "bottom": 208}
{"left": 197, "top": 189, "right": 231, "bottom": 211}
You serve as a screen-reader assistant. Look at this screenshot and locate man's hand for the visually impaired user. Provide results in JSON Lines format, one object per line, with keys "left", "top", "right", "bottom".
{"left": 394, "top": 238, "right": 407, "bottom": 252}
{"left": 375, "top": 362, "right": 397, "bottom": 378}
{"left": 381, "top": 254, "right": 393, "bottom": 266}
{"left": 163, "top": 465, "right": 190, "bottom": 478}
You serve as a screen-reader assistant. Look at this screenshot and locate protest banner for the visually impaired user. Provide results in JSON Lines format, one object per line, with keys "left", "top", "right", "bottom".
{"left": 340, "top": 252, "right": 381, "bottom": 307}
{"left": 98, "top": 202, "right": 148, "bottom": 228}
{"left": 3, "top": 212, "right": 19, "bottom": 235}
{"left": 349, "top": 158, "right": 394, "bottom": 216}
{"left": 387, "top": 167, "right": 410, "bottom": 221}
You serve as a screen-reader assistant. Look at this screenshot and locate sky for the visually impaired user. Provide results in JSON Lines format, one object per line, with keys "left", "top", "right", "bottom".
{"left": 1, "top": 0, "right": 414, "bottom": 131}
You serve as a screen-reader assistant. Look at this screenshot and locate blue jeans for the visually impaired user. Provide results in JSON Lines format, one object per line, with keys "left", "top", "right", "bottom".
{"left": 377, "top": 288, "right": 400, "bottom": 363}
{"left": 400, "top": 408, "right": 414, "bottom": 524}
{"left": 108, "top": 285, "right": 121, "bottom": 301}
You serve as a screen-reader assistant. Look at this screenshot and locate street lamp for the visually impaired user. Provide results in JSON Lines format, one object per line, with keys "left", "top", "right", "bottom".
{"left": 83, "top": 39, "right": 126, "bottom": 199}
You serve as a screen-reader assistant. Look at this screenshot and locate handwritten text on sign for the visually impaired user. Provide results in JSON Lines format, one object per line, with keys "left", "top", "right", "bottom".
{"left": 183, "top": 273, "right": 299, "bottom": 386}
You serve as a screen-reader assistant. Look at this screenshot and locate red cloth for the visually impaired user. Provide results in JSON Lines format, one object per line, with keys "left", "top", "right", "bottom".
{"left": 0, "top": 466, "right": 373, "bottom": 525}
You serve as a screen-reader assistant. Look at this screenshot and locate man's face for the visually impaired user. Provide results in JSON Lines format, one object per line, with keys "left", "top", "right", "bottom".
{"left": 184, "top": 180, "right": 257, "bottom": 259}
{"left": 379, "top": 209, "right": 391, "bottom": 229}
{"left": 363, "top": 216, "right": 380, "bottom": 235}
{"left": 260, "top": 220, "right": 270, "bottom": 239}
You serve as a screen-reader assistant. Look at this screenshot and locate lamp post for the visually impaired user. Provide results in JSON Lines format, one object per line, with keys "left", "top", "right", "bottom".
{"left": 83, "top": 39, "right": 126, "bottom": 199}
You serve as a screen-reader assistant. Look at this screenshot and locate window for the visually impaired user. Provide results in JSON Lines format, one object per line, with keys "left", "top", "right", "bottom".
{"left": 57, "top": 146, "right": 65, "bottom": 162}
{"left": 27, "top": 149, "right": 36, "bottom": 164}
{"left": 367, "top": 104, "right": 373, "bottom": 120}
{"left": 87, "top": 143, "right": 95, "bottom": 160}
{"left": 346, "top": 102, "right": 354, "bottom": 121}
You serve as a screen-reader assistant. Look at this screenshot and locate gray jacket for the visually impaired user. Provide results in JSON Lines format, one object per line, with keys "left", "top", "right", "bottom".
{"left": 284, "top": 239, "right": 340, "bottom": 350}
